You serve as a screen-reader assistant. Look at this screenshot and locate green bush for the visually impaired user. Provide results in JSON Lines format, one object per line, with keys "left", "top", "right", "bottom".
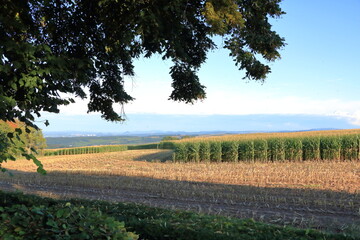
{"left": 0, "top": 191, "right": 354, "bottom": 240}
{"left": 0, "top": 203, "right": 138, "bottom": 240}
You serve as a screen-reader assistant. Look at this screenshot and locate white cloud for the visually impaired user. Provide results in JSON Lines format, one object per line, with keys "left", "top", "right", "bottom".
{"left": 333, "top": 111, "right": 360, "bottom": 126}
{"left": 123, "top": 85, "right": 360, "bottom": 117}
{"left": 50, "top": 77, "right": 360, "bottom": 129}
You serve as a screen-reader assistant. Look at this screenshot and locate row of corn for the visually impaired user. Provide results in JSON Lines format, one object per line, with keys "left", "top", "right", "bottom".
{"left": 171, "top": 135, "right": 360, "bottom": 162}
{"left": 44, "top": 145, "right": 128, "bottom": 156}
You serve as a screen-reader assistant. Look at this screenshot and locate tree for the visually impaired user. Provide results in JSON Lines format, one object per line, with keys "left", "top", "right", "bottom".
{"left": 0, "top": 120, "right": 47, "bottom": 160}
{"left": 0, "top": 0, "right": 285, "bottom": 168}
{"left": 0, "top": 120, "right": 47, "bottom": 173}
{"left": 162, "top": 136, "right": 180, "bottom": 141}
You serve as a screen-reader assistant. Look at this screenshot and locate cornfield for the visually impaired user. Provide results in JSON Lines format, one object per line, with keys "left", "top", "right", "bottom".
{"left": 174, "top": 129, "right": 360, "bottom": 143}
{"left": 43, "top": 129, "right": 360, "bottom": 162}
{"left": 170, "top": 134, "right": 360, "bottom": 162}
{"left": 44, "top": 145, "right": 128, "bottom": 156}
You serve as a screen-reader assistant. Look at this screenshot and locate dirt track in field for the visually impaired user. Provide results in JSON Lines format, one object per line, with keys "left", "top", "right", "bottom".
{"left": 1, "top": 150, "right": 359, "bottom": 234}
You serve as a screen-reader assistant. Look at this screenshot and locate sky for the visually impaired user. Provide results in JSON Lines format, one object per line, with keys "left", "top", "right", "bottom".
{"left": 39, "top": 0, "right": 360, "bottom": 134}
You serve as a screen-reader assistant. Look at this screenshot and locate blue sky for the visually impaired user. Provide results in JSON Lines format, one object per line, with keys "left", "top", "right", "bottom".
{"left": 40, "top": 0, "right": 360, "bottom": 133}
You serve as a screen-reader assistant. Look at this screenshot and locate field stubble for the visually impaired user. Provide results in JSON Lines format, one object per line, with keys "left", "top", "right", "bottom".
{"left": 1, "top": 149, "right": 360, "bottom": 235}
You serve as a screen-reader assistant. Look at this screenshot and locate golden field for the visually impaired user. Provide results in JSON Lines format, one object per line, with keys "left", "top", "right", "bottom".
{"left": 175, "top": 128, "right": 360, "bottom": 142}
{"left": 1, "top": 149, "right": 359, "bottom": 233}
{"left": 2, "top": 149, "right": 359, "bottom": 193}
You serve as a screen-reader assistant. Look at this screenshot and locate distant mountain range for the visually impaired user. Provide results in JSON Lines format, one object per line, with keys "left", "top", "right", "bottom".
{"left": 39, "top": 113, "right": 357, "bottom": 136}
{"left": 44, "top": 128, "right": 339, "bottom": 138}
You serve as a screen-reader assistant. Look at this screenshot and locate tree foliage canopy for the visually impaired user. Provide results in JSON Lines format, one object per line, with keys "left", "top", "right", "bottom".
{"left": 0, "top": 0, "right": 285, "bottom": 127}
{"left": 0, "top": 120, "right": 47, "bottom": 173}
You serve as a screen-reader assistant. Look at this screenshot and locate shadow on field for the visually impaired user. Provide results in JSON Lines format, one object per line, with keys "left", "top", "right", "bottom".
{"left": 0, "top": 169, "right": 359, "bottom": 234}
{"left": 133, "top": 150, "right": 173, "bottom": 162}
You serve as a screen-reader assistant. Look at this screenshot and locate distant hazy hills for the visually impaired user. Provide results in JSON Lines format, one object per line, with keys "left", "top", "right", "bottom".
{"left": 41, "top": 113, "right": 355, "bottom": 135}
{"left": 45, "top": 128, "right": 339, "bottom": 149}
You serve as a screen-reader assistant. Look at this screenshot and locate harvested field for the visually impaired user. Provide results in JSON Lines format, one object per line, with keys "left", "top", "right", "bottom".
{"left": 1, "top": 149, "right": 359, "bottom": 235}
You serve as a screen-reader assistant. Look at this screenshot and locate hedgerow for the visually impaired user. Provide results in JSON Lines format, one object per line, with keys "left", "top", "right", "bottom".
{"left": 44, "top": 145, "right": 128, "bottom": 156}
{"left": 0, "top": 191, "right": 355, "bottom": 240}
{"left": 0, "top": 201, "right": 137, "bottom": 239}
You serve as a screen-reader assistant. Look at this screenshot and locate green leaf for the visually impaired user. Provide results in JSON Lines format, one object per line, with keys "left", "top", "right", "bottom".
{"left": 15, "top": 128, "right": 22, "bottom": 134}
{"left": 36, "top": 167, "right": 47, "bottom": 175}
{"left": 30, "top": 147, "right": 38, "bottom": 154}
{"left": 46, "top": 219, "right": 58, "bottom": 228}
{"left": 56, "top": 209, "right": 64, "bottom": 218}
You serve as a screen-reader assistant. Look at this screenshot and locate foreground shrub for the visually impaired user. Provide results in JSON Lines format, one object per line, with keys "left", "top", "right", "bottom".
{"left": 0, "top": 202, "right": 137, "bottom": 240}
{"left": 0, "top": 191, "right": 355, "bottom": 240}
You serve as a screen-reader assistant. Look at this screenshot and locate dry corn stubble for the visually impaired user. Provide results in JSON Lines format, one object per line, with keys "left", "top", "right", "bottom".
{"left": 1, "top": 149, "right": 359, "bottom": 233}
{"left": 2, "top": 150, "right": 359, "bottom": 193}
